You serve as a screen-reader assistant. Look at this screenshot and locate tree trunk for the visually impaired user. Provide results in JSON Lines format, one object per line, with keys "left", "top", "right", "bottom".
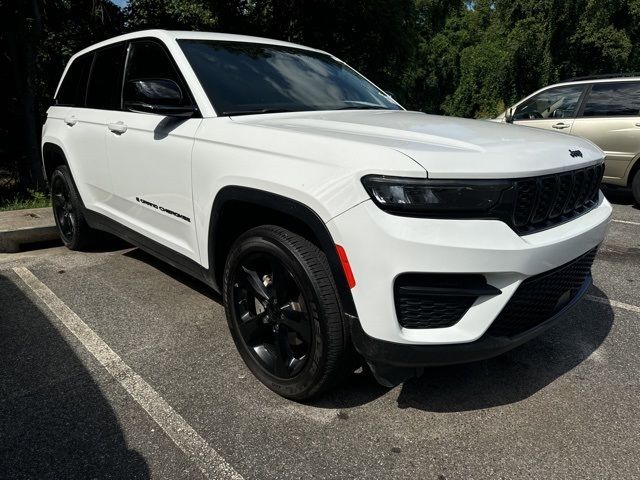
{"left": 8, "top": 0, "right": 45, "bottom": 191}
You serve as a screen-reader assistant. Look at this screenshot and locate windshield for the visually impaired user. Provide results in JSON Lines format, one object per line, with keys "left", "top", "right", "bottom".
{"left": 178, "top": 40, "right": 401, "bottom": 116}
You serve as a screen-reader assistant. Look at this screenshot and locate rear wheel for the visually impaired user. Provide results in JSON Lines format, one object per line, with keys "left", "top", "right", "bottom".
{"left": 223, "top": 225, "right": 348, "bottom": 400}
{"left": 632, "top": 169, "right": 640, "bottom": 205}
{"left": 50, "top": 165, "right": 95, "bottom": 250}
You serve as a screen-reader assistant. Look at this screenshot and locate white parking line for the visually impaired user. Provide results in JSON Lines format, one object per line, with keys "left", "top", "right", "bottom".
{"left": 13, "top": 267, "right": 244, "bottom": 480}
{"left": 586, "top": 294, "right": 640, "bottom": 314}
{"left": 612, "top": 219, "right": 640, "bottom": 226}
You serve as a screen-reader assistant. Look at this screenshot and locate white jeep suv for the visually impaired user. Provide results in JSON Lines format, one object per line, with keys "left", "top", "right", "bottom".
{"left": 43, "top": 30, "right": 612, "bottom": 399}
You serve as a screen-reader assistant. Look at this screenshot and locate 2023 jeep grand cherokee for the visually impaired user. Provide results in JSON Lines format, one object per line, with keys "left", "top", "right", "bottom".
{"left": 42, "top": 30, "right": 612, "bottom": 399}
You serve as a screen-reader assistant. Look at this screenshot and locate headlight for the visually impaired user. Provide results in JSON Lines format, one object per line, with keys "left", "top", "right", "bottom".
{"left": 361, "top": 175, "right": 513, "bottom": 216}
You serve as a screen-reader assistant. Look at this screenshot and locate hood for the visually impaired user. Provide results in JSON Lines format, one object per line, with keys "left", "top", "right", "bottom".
{"left": 230, "top": 110, "right": 604, "bottom": 179}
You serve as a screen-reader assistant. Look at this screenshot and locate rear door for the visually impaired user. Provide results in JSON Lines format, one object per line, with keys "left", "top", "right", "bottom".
{"left": 512, "top": 84, "right": 587, "bottom": 133}
{"left": 104, "top": 39, "right": 202, "bottom": 261}
{"left": 570, "top": 81, "right": 640, "bottom": 183}
{"left": 70, "top": 43, "right": 127, "bottom": 211}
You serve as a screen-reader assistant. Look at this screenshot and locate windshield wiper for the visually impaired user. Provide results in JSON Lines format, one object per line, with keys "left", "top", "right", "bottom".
{"left": 332, "top": 104, "right": 389, "bottom": 111}
{"left": 222, "top": 108, "right": 293, "bottom": 117}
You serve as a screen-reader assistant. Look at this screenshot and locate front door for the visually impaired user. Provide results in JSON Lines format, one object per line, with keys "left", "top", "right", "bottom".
{"left": 512, "top": 84, "right": 586, "bottom": 133}
{"left": 105, "top": 39, "right": 202, "bottom": 262}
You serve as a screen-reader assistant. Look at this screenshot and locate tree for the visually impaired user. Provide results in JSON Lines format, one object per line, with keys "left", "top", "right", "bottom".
{"left": 0, "top": 0, "right": 123, "bottom": 192}
{"left": 4, "top": 0, "right": 640, "bottom": 194}
{"left": 124, "top": 0, "right": 216, "bottom": 30}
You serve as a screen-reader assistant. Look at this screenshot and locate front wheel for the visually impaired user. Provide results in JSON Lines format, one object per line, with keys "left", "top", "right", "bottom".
{"left": 223, "top": 225, "right": 348, "bottom": 400}
{"left": 632, "top": 169, "right": 640, "bottom": 206}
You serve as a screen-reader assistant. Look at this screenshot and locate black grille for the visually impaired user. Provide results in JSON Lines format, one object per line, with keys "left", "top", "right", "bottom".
{"left": 512, "top": 164, "right": 604, "bottom": 234}
{"left": 487, "top": 248, "right": 598, "bottom": 337}
{"left": 395, "top": 274, "right": 500, "bottom": 329}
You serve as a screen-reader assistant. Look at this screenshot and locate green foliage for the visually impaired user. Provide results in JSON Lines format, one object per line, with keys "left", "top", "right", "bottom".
{"left": 4, "top": 0, "right": 640, "bottom": 192}
{"left": 0, "top": 0, "right": 124, "bottom": 194}
{"left": 404, "top": 0, "right": 640, "bottom": 117}
{"left": 0, "top": 189, "right": 50, "bottom": 212}
{"left": 124, "top": 0, "right": 216, "bottom": 30}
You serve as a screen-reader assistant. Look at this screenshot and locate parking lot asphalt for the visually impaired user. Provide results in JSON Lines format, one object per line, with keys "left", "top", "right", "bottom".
{"left": 1, "top": 191, "right": 639, "bottom": 480}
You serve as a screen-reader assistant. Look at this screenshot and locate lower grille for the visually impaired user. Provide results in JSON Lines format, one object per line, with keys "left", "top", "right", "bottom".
{"left": 487, "top": 248, "right": 598, "bottom": 337}
{"left": 397, "top": 295, "right": 477, "bottom": 329}
{"left": 395, "top": 274, "right": 500, "bottom": 329}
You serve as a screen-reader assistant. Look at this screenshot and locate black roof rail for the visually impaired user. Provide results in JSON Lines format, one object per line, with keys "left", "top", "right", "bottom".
{"left": 565, "top": 72, "right": 640, "bottom": 82}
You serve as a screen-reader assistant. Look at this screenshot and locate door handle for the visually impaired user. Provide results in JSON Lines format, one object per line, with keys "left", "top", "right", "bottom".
{"left": 552, "top": 123, "right": 570, "bottom": 129}
{"left": 107, "top": 121, "right": 127, "bottom": 135}
{"left": 635, "top": 123, "right": 640, "bottom": 127}
{"left": 64, "top": 116, "right": 77, "bottom": 127}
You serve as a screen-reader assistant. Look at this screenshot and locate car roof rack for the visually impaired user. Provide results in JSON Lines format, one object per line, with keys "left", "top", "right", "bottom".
{"left": 565, "top": 72, "right": 640, "bottom": 82}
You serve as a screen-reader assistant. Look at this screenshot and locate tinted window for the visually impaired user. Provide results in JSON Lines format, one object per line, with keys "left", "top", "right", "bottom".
{"left": 56, "top": 54, "right": 93, "bottom": 107}
{"left": 178, "top": 40, "right": 401, "bottom": 116}
{"left": 86, "top": 43, "right": 127, "bottom": 110}
{"left": 514, "top": 85, "right": 585, "bottom": 120}
{"left": 582, "top": 82, "right": 640, "bottom": 117}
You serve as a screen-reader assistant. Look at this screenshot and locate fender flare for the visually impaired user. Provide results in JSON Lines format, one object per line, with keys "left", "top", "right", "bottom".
{"left": 41, "top": 142, "right": 68, "bottom": 182}
{"left": 207, "top": 186, "right": 358, "bottom": 318}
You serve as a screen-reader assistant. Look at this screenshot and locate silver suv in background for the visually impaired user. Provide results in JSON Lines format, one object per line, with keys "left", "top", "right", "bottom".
{"left": 497, "top": 75, "right": 640, "bottom": 204}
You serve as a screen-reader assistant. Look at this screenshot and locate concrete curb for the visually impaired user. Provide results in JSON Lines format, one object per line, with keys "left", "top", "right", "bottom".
{"left": 0, "top": 207, "right": 58, "bottom": 253}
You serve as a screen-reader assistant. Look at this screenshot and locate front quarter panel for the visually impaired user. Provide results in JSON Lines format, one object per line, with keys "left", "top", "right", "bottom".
{"left": 191, "top": 117, "right": 426, "bottom": 268}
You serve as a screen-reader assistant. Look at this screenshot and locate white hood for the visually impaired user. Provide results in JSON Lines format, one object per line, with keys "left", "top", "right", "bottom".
{"left": 231, "top": 110, "right": 604, "bottom": 179}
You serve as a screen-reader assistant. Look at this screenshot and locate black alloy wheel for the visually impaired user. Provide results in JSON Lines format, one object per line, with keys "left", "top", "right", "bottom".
{"left": 231, "top": 251, "right": 312, "bottom": 379}
{"left": 51, "top": 172, "right": 75, "bottom": 243}
{"left": 50, "top": 165, "right": 95, "bottom": 250}
{"left": 223, "top": 225, "right": 350, "bottom": 399}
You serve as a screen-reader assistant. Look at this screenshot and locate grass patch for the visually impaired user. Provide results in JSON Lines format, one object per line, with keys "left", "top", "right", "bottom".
{"left": 0, "top": 189, "right": 50, "bottom": 212}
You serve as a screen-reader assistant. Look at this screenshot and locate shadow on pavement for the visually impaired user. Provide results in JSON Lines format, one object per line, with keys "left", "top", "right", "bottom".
{"left": 307, "top": 286, "right": 613, "bottom": 411}
{"left": 394, "top": 286, "right": 614, "bottom": 412}
{"left": 123, "top": 248, "right": 222, "bottom": 302}
{"left": 0, "top": 272, "right": 149, "bottom": 479}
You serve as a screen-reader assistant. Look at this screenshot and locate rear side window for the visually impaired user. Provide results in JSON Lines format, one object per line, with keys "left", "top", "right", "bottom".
{"left": 86, "top": 43, "right": 127, "bottom": 110}
{"left": 56, "top": 54, "right": 93, "bottom": 107}
{"left": 582, "top": 82, "right": 640, "bottom": 117}
{"left": 124, "top": 40, "right": 192, "bottom": 105}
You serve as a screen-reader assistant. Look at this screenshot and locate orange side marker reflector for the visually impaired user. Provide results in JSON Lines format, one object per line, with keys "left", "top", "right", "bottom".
{"left": 336, "top": 244, "right": 356, "bottom": 289}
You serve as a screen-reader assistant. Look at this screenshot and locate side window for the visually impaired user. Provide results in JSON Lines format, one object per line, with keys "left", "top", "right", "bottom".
{"left": 514, "top": 85, "right": 585, "bottom": 121}
{"left": 86, "top": 43, "right": 127, "bottom": 110}
{"left": 582, "top": 82, "right": 640, "bottom": 117}
{"left": 125, "top": 40, "right": 192, "bottom": 106}
{"left": 56, "top": 54, "right": 93, "bottom": 107}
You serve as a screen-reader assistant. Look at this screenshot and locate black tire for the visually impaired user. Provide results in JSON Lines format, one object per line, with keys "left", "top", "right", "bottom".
{"left": 50, "top": 165, "right": 95, "bottom": 250}
{"left": 223, "top": 225, "right": 348, "bottom": 400}
{"left": 632, "top": 169, "right": 640, "bottom": 206}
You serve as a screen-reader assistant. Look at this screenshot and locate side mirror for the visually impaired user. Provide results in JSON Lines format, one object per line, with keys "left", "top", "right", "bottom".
{"left": 123, "top": 79, "right": 197, "bottom": 117}
{"left": 505, "top": 107, "right": 514, "bottom": 124}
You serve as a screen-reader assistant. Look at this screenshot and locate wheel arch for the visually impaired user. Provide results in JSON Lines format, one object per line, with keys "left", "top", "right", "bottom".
{"left": 42, "top": 142, "right": 69, "bottom": 183}
{"left": 207, "top": 186, "right": 358, "bottom": 318}
{"left": 626, "top": 153, "right": 640, "bottom": 188}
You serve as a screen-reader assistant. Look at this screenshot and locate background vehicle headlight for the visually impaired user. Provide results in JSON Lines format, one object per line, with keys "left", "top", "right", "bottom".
{"left": 361, "top": 175, "right": 513, "bottom": 216}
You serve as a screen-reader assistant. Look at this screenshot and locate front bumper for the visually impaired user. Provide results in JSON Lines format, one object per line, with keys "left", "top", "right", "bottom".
{"left": 326, "top": 192, "right": 612, "bottom": 347}
{"left": 347, "top": 271, "right": 591, "bottom": 368}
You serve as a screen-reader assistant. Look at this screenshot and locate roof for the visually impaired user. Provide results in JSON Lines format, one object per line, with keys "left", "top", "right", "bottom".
{"left": 545, "top": 76, "right": 640, "bottom": 89}
{"left": 565, "top": 72, "right": 640, "bottom": 82}
{"left": 70, "top": 29, "right": 326, "bottom": 60}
